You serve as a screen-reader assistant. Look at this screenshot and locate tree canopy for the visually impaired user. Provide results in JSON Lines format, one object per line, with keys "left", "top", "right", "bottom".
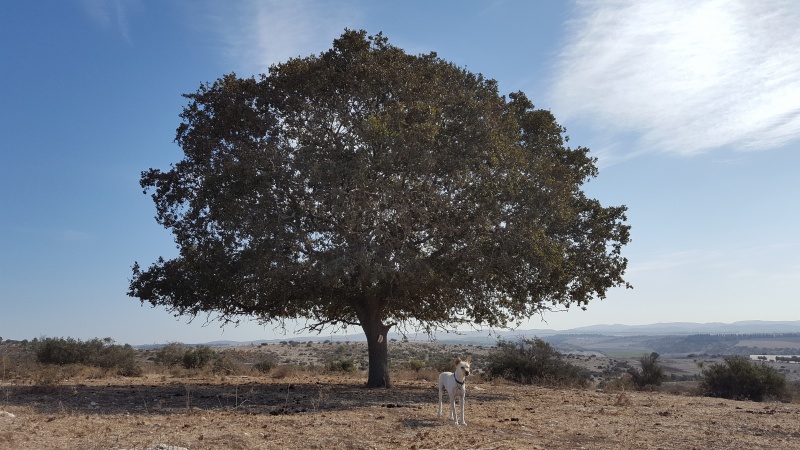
{"left": 129, "top": 30, "right": 631, "bottom": 387}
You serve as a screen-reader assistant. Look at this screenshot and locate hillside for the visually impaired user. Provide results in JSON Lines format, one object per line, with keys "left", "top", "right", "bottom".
{"left": 541, "top": 333, "right": 800, "bottom": 357}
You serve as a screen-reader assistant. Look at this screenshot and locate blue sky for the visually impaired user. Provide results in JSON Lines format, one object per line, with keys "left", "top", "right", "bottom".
{"left": 1, "top": 0, "right": 798, "bottom": 345}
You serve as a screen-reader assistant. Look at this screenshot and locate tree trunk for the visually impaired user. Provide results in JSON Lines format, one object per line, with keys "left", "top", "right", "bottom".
{"left": 355, "top": 300, "right": 393, "bottom": 388}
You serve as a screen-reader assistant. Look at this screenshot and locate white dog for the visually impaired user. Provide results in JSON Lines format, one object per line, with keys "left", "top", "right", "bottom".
{"left": 438, "top": 356, "right": 471, "bottom": 426}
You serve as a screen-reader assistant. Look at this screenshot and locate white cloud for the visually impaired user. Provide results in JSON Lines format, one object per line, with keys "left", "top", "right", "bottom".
{"left": 199, "top": 0, "right": 362, "bottom": 77}
{"left": 550, "top": 0, "right": 800, "bottom": 157}
{"left": 81, "top": 0, "right": 136, "bottom": 42}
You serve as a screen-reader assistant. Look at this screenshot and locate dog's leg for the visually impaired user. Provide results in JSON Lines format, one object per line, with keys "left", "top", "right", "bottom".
{"left": 437, "top": 376, "right": 443, "bottom": 417}
{"left": 450, "top": 388, "right": 457, "bottom": 424}
{"left": 459, "top": 389, "right": 467, "bottom": 426}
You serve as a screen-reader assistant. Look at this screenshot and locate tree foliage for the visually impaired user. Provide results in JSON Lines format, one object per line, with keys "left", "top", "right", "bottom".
{"left": 129, "top": 30, "right": 630, "bottom": 387}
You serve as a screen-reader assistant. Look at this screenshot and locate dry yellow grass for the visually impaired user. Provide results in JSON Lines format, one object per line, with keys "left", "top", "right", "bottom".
{"left": 2, "top": 372, "right": 800, "bottom": 449}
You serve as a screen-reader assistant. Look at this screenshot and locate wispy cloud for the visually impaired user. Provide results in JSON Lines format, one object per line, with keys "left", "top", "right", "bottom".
{"left": 550, "top": 0, "right": 800, "bottom": 158}
{"left": 80, "top": 0, "right": 136, "bottom": 43}
{"left": 628, "top": 249, "right": 723, "bottom": 274}
{"left": 629, "top": 243, "right": 800, "bottom": 284}
{"left": 54, "top": 229, "right": 94, "bottom": 242}
{"left": 198, "top": 0, "right": 362, "bottom": 77}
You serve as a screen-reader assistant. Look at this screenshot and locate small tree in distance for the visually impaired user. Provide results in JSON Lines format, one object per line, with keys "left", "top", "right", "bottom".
{"left": 129, "top": 30, "right": 631, "bottom": 388}
{"left": 628, "top": 352, "right": 666, "bottom": 389}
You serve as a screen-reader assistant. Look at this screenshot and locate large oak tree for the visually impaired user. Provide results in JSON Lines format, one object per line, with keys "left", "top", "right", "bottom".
{"left": 129, "top": 30, "right": 630, "bottom": 387}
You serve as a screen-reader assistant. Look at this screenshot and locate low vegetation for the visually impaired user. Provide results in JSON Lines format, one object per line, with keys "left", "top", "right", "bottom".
{"left": 483, "top": 337, "right": 590, "bottom": 387}
{"left": 627, "top": 352, "right": 667, "bottom": 389}
{"left": 4, "top": 337, "right": 800, "bottom": 449}
{"left": 34, "top": 337, "right": 141, "bottom": 377}
{"left": 2, "top": 336, "right": 797, "bottom": 405}
{"left": 699, "top": 355, "right": 789, "bottom": 402}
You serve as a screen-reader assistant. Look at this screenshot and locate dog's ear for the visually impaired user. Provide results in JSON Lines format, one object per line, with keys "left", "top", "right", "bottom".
{"left": 454, "top": 357, "right": 461, "bottom": 365}
{"left": 466, "top": 355, "right": 472, "bottom": 364}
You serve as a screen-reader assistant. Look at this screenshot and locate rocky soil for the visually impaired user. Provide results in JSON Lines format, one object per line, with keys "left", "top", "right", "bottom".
{"left": 2, "top": 372, "right": 800, "bottom": 449}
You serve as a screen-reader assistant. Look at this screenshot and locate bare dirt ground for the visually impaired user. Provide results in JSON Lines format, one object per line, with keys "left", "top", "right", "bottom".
{"left": 2, "top": 371, "right": 800, "bottom": 450}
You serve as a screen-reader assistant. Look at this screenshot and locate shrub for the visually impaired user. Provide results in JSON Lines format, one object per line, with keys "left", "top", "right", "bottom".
{"left": 182, "top": 346, "right": 215, "bottom": 369}
{"left": 116, "top": 359, "right": 144, "bottom": 377}
{"left": 155, "top": 343, "right": 216, "bottom": 370}
{"left": 403, "top": 359, "right": 426, "bottom": 372}
{"left": 335, "top": 345, "right": 349, "bottom": 355}
{"left": 485, "top": 337, "right": 589, "bottom": 387}
{"left": 598, "top": 374, "right": 635, "bottom": 392}
{"left": 95, "top": 343, "right": 136, "bottom": 367}
{"left": 212, "top": 353, "right": 242, "bottom": 375}
{"left": 1, "top": 347, "right": 38, "bottom": 379}
{"left": 628, "top": 352, "right": 667, "bottom": 389}
{"left": 271, "top": 365, "right": 300, "bottom": 379}
{"left": 788, "top": 380, "right": 800, "bottom": 402}
{"left": 700, "top": 356, "right": 788, "bottom": 402}
{"left": 34, "top": 337, "right": 142, "bottom": 376}
{"left": 154, "top": 342, "right": 189, "bottom": 367}
{"left": 254, "top": 359, "right": 275, "bottom": 373}
{"left": 429, "top": 354, "right": 460, "bottom": 373}
{"left": 32, "top": 364, "right": 73, "bottom": 387}
{"left": 326, "top": 358, "right": 356, "bottom": 373}
{"left": 253, "top": 352, "right": 279, "bottom": 373}
{"left": 36, "top": 337, "right": 84, "bottom": 365}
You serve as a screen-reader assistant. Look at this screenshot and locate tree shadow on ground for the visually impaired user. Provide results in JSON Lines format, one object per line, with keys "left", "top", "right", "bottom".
{"left": 0, "top": 378, "right": 509, "bottom": 418}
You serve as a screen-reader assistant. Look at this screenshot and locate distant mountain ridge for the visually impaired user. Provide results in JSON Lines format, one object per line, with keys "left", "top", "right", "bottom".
{"left": 137, "top": 320, "right": 800, "bottom": 348}
{"left": 566, "top": 320, "right": 800, "bottom": 335}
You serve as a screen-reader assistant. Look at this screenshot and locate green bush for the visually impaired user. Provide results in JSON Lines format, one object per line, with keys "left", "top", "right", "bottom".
{"left": 154, "top": 342, "right": 189, "bottom": 367}
{"left": 403, "top": 359, "right": 426, "bottom": 372}
{"left": 34, "top": 337, "right": 141, "bottom": 376}
{"left": 700, "top": 356, "right": 788, "bottom": 402}
{"left": 485, "top": 337, "right": 589, "bottom": 387}
{"left": 182, "top": 346, "right": 216, "bottom": 369}
{"left": 36, "top": 337, "right": 84, "bottom": 365}
{"left": 153, "top": 343, "right": 216, "bottom": 370}
{"left": 628, "top": 352, "right": 667, "bottom": 389}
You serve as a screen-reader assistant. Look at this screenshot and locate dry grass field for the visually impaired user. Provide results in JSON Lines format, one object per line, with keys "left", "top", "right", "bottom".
{"left": 2, "top": 341, "right": 800, "bottom": 449}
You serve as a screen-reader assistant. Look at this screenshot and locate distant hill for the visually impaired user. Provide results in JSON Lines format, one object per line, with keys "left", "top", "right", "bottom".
{"left": 566, "top": 320, "right": 800, "bottom": 335}
{"left": 136, "top": 320, "right": 800, "bottom": 349}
